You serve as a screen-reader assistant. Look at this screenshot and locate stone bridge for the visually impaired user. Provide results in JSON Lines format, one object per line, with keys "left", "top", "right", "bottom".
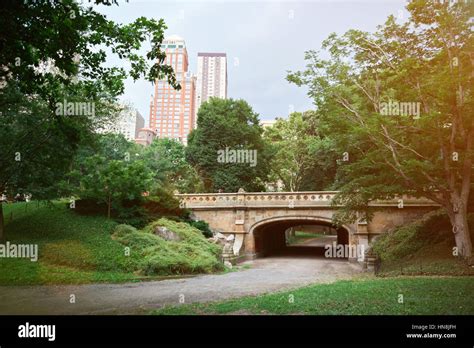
{"left": 176, "top": 190, "right": 439, "bottom": 263}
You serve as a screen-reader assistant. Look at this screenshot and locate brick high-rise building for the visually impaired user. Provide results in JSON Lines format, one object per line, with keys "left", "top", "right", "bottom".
{"left": 195, "top": 52, "right": 227, "bottom": 127}
{"left": 149, "top": 35, "right": 196, "bottom": 145}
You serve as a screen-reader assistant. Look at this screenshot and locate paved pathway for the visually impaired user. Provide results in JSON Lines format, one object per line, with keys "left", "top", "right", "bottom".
{"left": 299, "top": 235, "right": 337, "bottom": 247}
{"left": 0, "top": 256, "right": 361, "bottom": 315}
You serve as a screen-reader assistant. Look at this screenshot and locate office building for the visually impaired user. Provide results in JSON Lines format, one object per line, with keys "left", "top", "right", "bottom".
{"left": 195, "top": 52, "right": 227, "bottom": 126}
{"left": 149, "top": 35, "right": 196, "bottom": 145}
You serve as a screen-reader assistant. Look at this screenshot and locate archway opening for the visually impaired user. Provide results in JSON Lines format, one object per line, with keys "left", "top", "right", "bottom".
{"left": 252, "top": 218, "right": 349, "bottom": 258}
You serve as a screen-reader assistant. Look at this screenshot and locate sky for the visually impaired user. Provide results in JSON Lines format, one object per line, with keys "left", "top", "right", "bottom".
{"left": 97, "top": 0, "right": 408, "bottom": 125}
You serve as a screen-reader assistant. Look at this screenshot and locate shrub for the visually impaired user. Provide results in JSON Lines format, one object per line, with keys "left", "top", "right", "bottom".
{"left": 188, "top": 220, "right": 213, "bottom": 238}
{"left": 113, "top": 224, "right": 138, "bottom": 237}
{"left": 371, "top": 210, "right": 474, "bottom": 276}
{"left": 73, "top": 198, "right": 108, "bottom": 216}
{"left": 143, "top": 187, "right": 183, "bottom": 218}
{"left": 115, "top": 201, "right": 150, "bottom": 228}
{"left": 111, "top": 218, "right": 222, "bottom": 276}
{"left": 372, "top": 210, "right": 452, "bottom": 262}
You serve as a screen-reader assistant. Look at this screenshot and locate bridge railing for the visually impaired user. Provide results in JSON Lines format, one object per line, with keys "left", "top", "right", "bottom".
{"left": 175, "top": 191, "right": 439, "bottom": 209}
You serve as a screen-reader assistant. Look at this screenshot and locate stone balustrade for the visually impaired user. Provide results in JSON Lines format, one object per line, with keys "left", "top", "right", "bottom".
{"left": 176, "top": 191, "right": 439, "bottom": 210}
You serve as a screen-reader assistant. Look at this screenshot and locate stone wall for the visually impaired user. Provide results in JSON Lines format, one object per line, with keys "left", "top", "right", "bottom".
{"left": 177, "top": 191, "right": 440, "bottom": 261}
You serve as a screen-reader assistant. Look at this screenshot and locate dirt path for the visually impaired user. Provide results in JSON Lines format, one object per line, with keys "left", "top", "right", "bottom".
{"left": 0, "top": 256, "right": 361, "bottom": 315}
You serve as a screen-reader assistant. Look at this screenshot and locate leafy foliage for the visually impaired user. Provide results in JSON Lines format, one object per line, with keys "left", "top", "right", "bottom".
{"left": 142, "top": 138, "right": 204, "bottom": 193}
{"left": 264, "top": 111, "right": 338, "bottom": 191}
{"left": 287, "top": 1, "right": 473, "bottom": 257}
{"left": 0, "top": 0, "right": 178, "bottom": 240}
{"left": 186, "top": 98, "right": 271, "bottom": 192}
{"left": 70, "top": 155, "right": 153, "bottom": 218}
{"left": 187, "top": 220, "right": 213, "bottom": 238}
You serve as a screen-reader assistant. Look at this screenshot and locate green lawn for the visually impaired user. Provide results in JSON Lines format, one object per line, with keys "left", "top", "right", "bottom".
{"left": 0, "top": 201, "right": 144, "bottom": 285}
{"left": 287, "top": 231, "right": 332, "bottom": 245}
{"left": 0, "top": 201, "right": 223, "bottom": 285}
{"left": 153, "top": 276, "right": 474, "bottom": 315}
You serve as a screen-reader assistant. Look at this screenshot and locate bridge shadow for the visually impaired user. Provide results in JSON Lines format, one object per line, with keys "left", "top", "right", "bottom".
{"left": 253, "top": 221, "right": 349, "bottom": 260}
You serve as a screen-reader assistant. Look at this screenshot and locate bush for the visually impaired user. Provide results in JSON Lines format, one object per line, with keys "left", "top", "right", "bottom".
{"left": 73, "top": 198, "right": 108, "bottom": 216}
{"left": 188, "top": 220, "right": 213, "bottom": 238}
{"left": 372, "top": 210, "right": 450, "bottom": 262}
{"left": 115, "top": 201, "right": 150, "bottom": 228}
{"left": 371, "top": 210, "right": 474, "bottom": 276}
{"left": 72, "top": 198, "right": 149, "bottom": 227}
{"left": 112, "top": 218, "right": 222, "bottom": 276}
{"left": 143, "top": 186, "right": 183, "bottom": 218}
{"left": 72, "top": 193, "right": 186, "bottom": 229}
{"left": 113, "top": 224, "right": 138, "bottom": 237}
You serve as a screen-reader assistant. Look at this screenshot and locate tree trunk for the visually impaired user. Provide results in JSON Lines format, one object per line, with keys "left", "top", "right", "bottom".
{"left": 288, "top": 227, "right": 295, "bottom": 238}
{"left": 447, "top": 196, "right": 472, "bottom": 262}
{"left": 107, "top": 194, "right": 111, "bottom": 219}
{"left": 452, "top": 212, "right": 472, "bottom": 259}
{"left": 0, "top": 201, "right": 5, "bottom": 243}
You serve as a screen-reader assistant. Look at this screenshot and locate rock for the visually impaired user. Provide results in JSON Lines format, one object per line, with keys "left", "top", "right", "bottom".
{"left": 226, "top": 234, "right": 235, "bottom": 242}
{"left": 154, "top": 226, "right": 182, "bottom": 241}
{"left": 207, "top": 237, "right": 218, "bottom": 244}
{"left": 224, "top": 261, "right": 233, "bottom": 269}
{"left": 216, "top": 232, "right": 226, "bottom": 239}
{"left": 188, "top": 212, "right": 198, "bottom": 221}
{"left": 223, "top": 242, "right": 233, "bottom": 253}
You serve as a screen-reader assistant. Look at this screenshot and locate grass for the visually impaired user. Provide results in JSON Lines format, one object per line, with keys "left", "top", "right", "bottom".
{"left": 372, "top": 210, "right": 474, "bottom": 276}
{"left": 221, "top": 264, "right": 252, "bottom": 274}
{"left": 287, "top": 231, "right": 332, "bottom": 245}
{"left": 153, "top": 211, "right": 474, "bottom": 316}
{"left": 0, "top": 201, "right": 221, "bottom": 285}
{"left": 153, "top": 276, "right": 474, "bottom": 315}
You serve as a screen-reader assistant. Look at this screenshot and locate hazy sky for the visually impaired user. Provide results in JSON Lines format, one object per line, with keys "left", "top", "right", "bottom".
{"left": 97, "top": 0, "right": 407, "bottom": 125}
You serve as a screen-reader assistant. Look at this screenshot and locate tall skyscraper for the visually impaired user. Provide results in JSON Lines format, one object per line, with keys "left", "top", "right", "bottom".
{"left": 149, "top": 35, "right": 196, "bottom": 145}
{"left": 195, "top": 53, "right": 227, "bottom": 126}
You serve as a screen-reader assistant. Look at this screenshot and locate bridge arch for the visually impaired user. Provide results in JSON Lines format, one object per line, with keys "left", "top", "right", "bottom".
{"left": 176, "top": 191, "right": 440, "bottom": 262}
{"left": 248, "top": 215, "right": 352, "bottom": 258}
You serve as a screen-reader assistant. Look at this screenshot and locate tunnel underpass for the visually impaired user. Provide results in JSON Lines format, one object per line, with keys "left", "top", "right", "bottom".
{"left": 252, "top": 218, "right": 349, "bottom": 258}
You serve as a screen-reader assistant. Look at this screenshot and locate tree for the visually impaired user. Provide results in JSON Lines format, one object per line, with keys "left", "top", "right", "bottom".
{"left": 0, "top": 0, "right": 178, "bottom": 241}
{"left": 288, "top": 1, "right": 473, "bottom": 260}
{"left": 0, "top": 81, "right": 106, "bottom": 239}
{"left": 142, "top": 138, "right": 204, "bottom": 193}
{"left": 63, "top": 133, "right": 157, "bottom": 219}
{"left": 0, "top": 1, "right": 180, "bottom": 97}
{"left": 264, "top": 111, "right": 338, "bottom": 191}
{"left": 71, "top": 155, "right": 153, "bottom": 219}
{"left": 186, "top": 98, "right": 271, "bottom": 192}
